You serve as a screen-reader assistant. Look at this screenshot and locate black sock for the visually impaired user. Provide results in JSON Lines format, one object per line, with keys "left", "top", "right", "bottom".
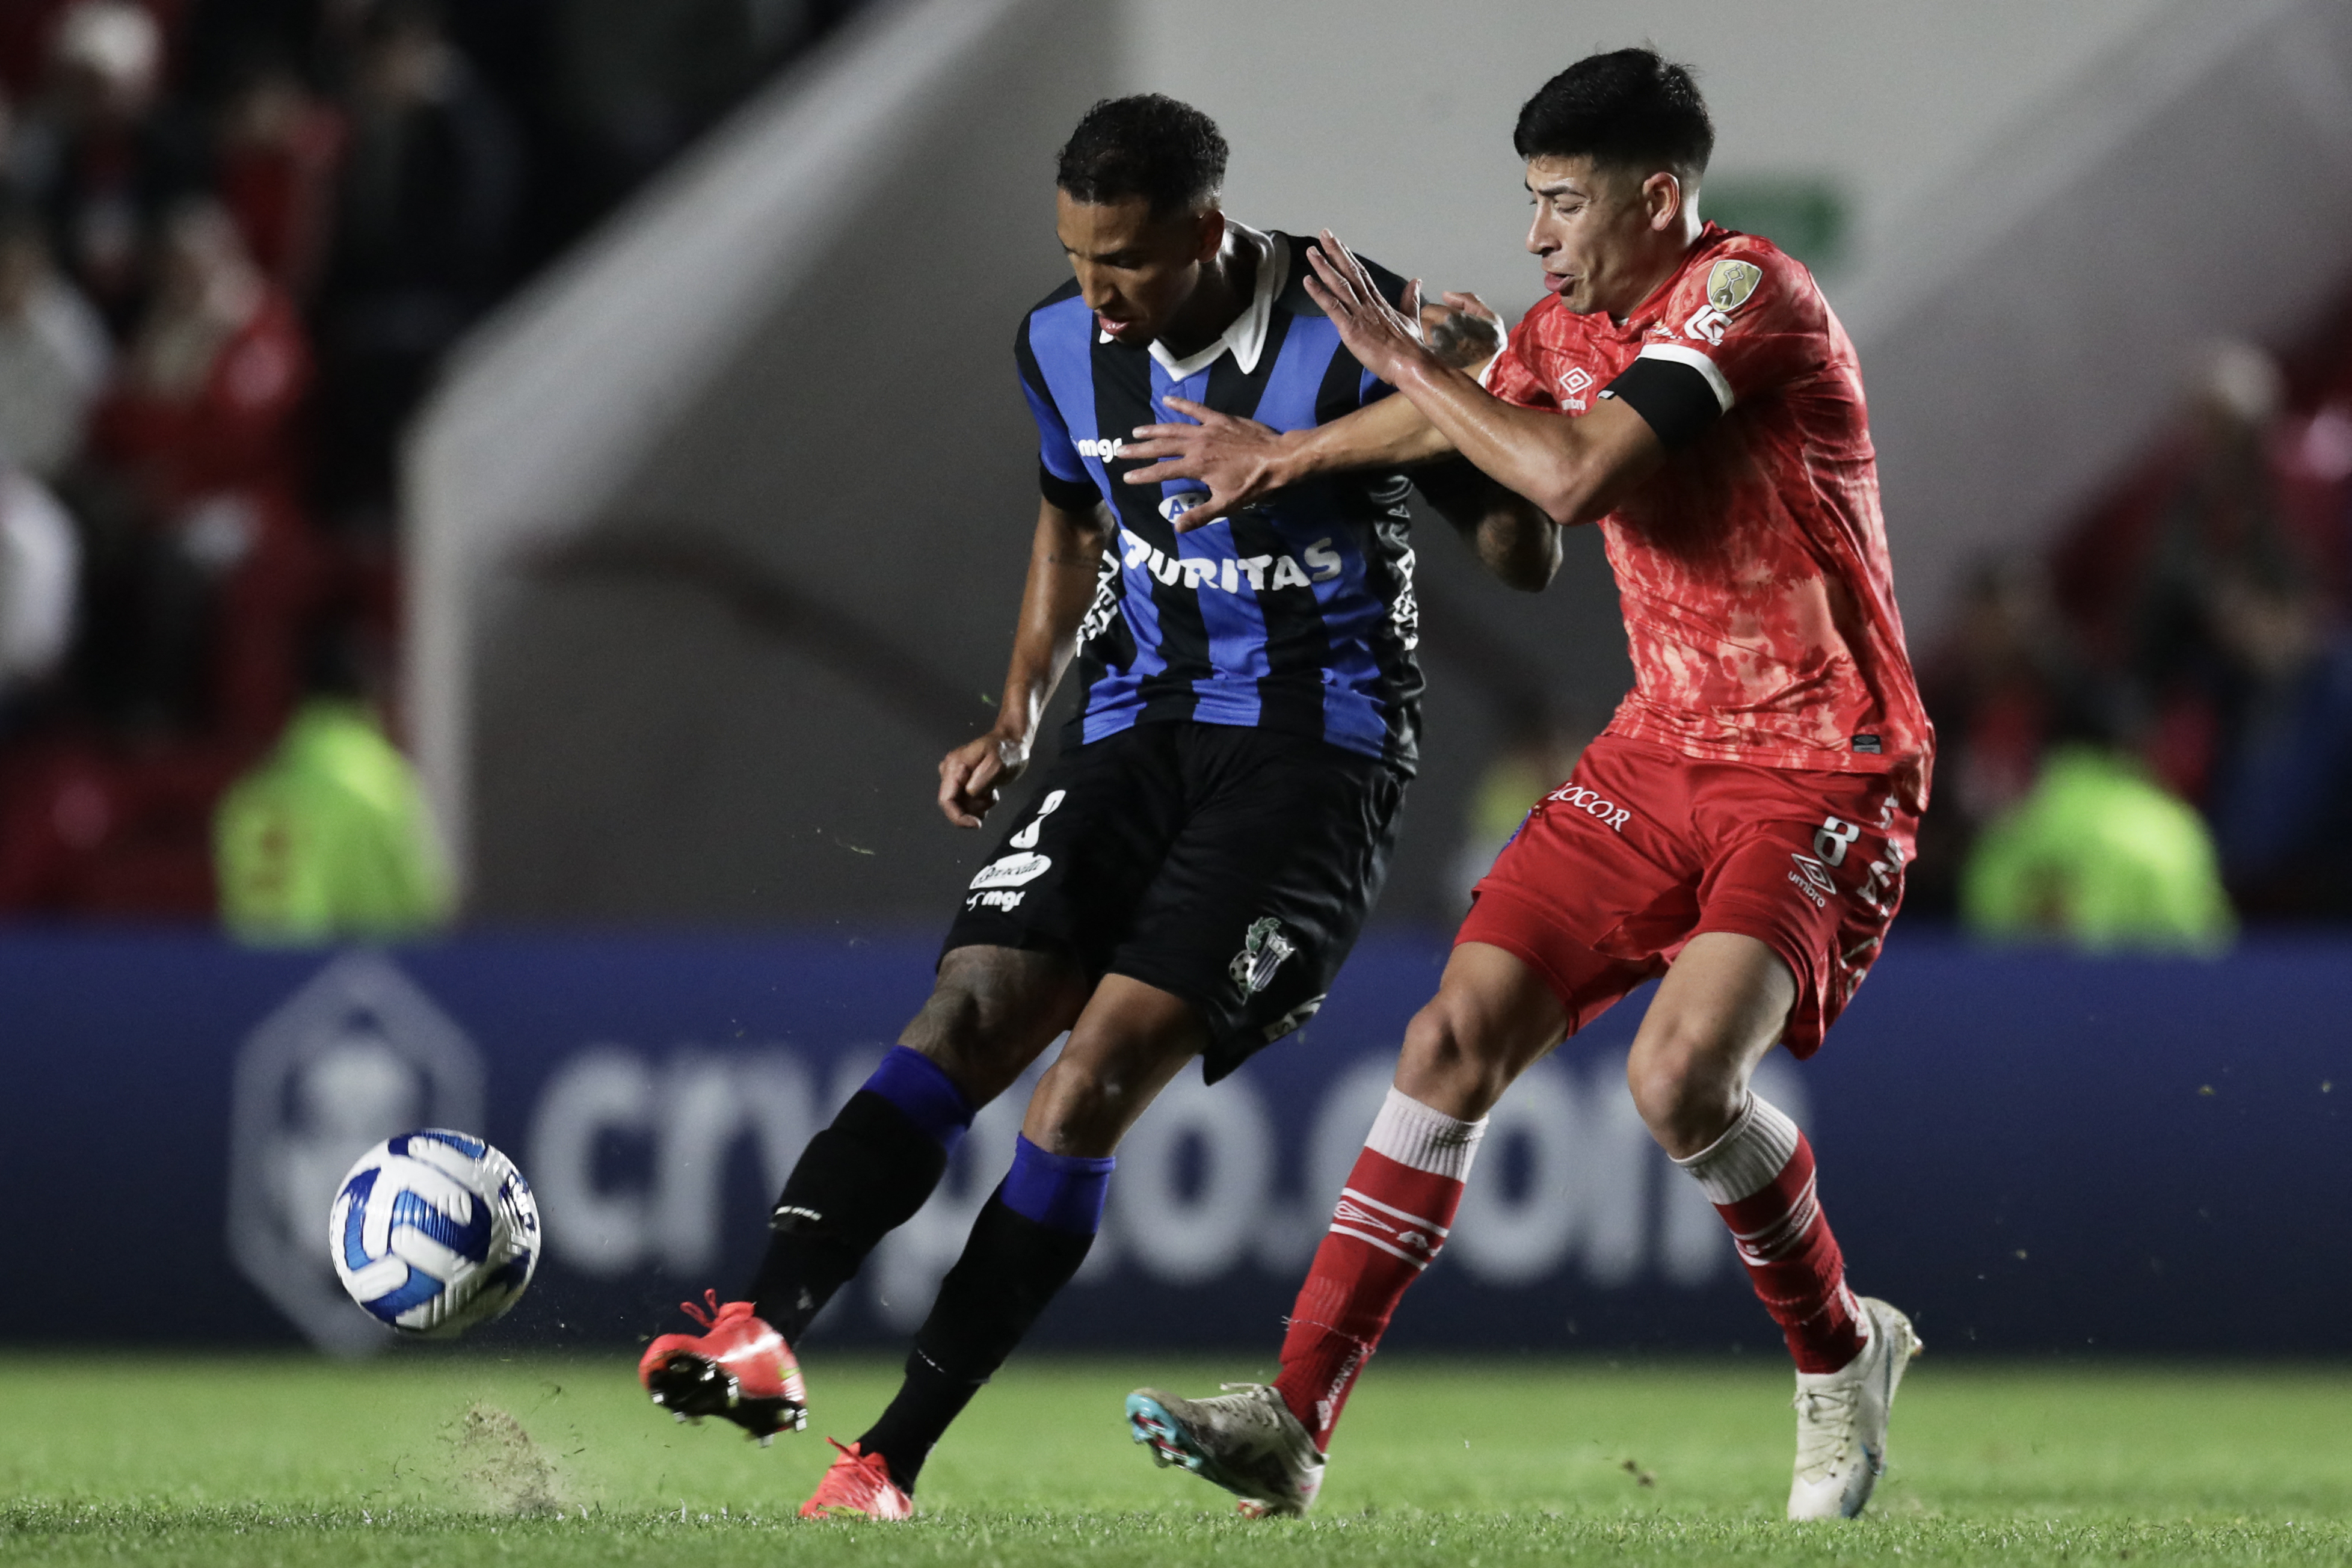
{"left": 857, "top": 1190, "right": 1095, "bottom": 1491}
{"left": 748, "top": 1090, "right": 950, "bottom": 1342}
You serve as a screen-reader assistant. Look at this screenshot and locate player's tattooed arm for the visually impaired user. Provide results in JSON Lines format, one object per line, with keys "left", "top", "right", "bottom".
{"left": 937, "top": 494, "right": 1110, "bottom": 828}
{"left": 1414, "top": 461, "right": 1561, "bottom": 591}
{"left": 1303, "top": 229, "right": 1666, "bottom": 527}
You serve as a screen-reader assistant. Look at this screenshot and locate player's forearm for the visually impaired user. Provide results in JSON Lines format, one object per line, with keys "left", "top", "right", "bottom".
{"left": 1268, "top": 390, "right": 1455, "bottom": 485}
{"left": 993, "top": 499, "right": 1110, "bottom": 746}
{"left": 1389, "top": 355, "right": 1616, "bottom": 526}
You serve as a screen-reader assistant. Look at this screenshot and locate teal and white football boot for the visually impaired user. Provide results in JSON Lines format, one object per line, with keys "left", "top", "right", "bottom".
{"left": 1127, "top": 1383, "right": 1324, "bottom": 1517}
{"left": 1787, "top": 1296, "right": 1922, "bottom": 1520}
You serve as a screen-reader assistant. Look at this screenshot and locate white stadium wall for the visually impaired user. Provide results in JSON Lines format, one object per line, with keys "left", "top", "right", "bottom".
{"left": 408, "top": 0, "right": 2352, "bottom": 923}
{"left": 407, "top": 0, "right": 1119, "bottom": 919}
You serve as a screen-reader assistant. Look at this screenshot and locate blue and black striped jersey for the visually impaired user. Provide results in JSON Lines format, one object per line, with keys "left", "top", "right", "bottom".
{"left": 1014, "top": 224, "right": 1423, "bottom": 773}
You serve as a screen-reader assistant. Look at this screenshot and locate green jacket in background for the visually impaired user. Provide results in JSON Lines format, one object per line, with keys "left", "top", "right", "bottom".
{"left": 215, "top": 700, "right": 454, "bottom": 944}
{"left": 1961, "top": 745, "right": 2234, "bottom": 953}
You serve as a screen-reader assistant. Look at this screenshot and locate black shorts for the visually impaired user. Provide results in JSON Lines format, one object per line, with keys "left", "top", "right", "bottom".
{"left": 941, "top": 721, "right": 1408, "bottom": 1081}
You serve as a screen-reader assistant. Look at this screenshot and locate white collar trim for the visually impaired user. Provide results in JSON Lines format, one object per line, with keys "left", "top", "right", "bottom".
{"left": 1095, "top": 221, "right": 1286, "bottom": 378}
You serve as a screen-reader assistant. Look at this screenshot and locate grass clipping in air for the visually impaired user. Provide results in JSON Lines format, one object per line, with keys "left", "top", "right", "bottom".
{"left": 2, "top": 1353, "right": 2351, "bottom": 1566}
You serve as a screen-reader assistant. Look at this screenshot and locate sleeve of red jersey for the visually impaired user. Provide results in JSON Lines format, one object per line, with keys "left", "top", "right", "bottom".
{"left": 1599, "top": 248, "right": 1817, "bottom": 449}
{"left": 1481, "top": 310, "right": 1559, "bottom": 413}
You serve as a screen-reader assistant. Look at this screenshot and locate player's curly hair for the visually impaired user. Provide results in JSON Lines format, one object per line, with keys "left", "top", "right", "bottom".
{"left": 1514, "top": 48, "right": 1714, "bottom": 185}
{"left": 1056, "top": 94, "right": 1228, "bottom": 217}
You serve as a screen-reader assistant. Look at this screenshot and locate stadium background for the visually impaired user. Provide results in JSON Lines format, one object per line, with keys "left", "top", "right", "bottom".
{"left": 1, "top": 0, "right": 2348, "bottom": 1373}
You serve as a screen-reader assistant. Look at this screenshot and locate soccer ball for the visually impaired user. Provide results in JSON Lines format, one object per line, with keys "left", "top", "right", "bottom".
{"left": 329, "top": 1129, "right": 540, "bottom": 1336}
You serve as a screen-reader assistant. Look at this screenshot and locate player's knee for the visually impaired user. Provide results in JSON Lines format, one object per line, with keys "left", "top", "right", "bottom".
{"left": 1625, "top": 1024, "right": 1746, "bottom": 1157}
{"left": 1395, "top": 996, "right": 1515, "bottom": 1118}
{"left": 1024, "top": 1046, "right": 1148, "bottom": 1157}
{"left": 902, "top": 948, "right": 1080, "bottom": 1101}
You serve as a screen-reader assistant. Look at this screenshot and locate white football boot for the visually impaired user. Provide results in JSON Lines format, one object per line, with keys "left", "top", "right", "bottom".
{"left": 1787, "top": 1296, "right": 1922, "bottom": 1520}
{"left": 1127, "top": 1383, "right": 1325, "bottom": 1517}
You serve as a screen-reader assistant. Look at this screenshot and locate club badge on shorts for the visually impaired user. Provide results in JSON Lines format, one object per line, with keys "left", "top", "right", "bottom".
{"left": 1230, "top": 917, "right": 1296, "bottom": 998}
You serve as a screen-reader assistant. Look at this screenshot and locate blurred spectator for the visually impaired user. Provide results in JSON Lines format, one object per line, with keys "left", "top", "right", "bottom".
{"left": 2123, "top": 342, "right": 2315, "bottom": 803}
{"left": 214, "top": 629, "right": 451, "bottom": 943}
{"left": 1961, "top": 744, "right": 2234, "bottom": 954}
{"left": 314, "top": 0, "right": 518, "bottom": 529}
{"left": 2199, "top": 564, "right": 2352, "bottom": 918}
{"left": 1910, "top": 559, "right": 2111, "bottom": 919}
{"left": 11, "top": 1, "right": 208, "bottom": 331}
{"left": 0, "top": 198, "right": 111, "bottom": 477}
{"left": 94, "top": 197, "right": 308, "bottom": 511}
{"left": 547, "top": 0, "right": 778, "bottom": 224}
{"left": 1452, "top": 703, "right": 1591, "bottom": 905}
{"left": 0, "top": 463, "right": 80, "bottom": 721}
{"left": 213, "top": 54, "right": 343, "bottom": 298}
{"left": 176, "top": 0, "right": 333, "bottom": 105}
{"left": 87, "top": 197, "right": 316, "bottom": 740}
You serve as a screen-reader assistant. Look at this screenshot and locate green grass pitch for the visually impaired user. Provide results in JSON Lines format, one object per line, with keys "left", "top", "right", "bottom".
{"left": 3, "top": 1352, "right": 2347, "bottom": 1565}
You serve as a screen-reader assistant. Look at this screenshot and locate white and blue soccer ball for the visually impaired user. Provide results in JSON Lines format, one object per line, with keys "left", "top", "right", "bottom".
{"left": 329, "top": 1130, "right": 540, "bottom": 1336}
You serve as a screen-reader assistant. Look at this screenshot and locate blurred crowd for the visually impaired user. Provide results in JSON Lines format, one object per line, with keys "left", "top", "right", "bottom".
{"left": 1912, "top": 339, "right": 2352, "bottom": 947}
{"left": 0, "top": 0, "right": 854, "bottom": 930}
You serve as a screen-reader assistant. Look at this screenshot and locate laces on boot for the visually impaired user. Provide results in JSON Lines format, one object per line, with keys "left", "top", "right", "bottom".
{"left": 1793, "top": 1383, "right": 1860, "bottom": 1478}
{"left": 679, "top": 1289, "right": 722, "bottom": 1329}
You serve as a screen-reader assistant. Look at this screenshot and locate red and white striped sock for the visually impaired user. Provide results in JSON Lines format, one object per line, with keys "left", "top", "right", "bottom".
{"left": 1675, "top": 1092, "right": 1865, "bottom": 1374}
{"left": 1272, "top": 1087, "right": 1486, "bottom": 1453}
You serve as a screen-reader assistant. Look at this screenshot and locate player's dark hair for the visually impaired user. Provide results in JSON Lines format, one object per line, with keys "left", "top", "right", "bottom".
{"left": 1055, "top": 94, "right": 1227, "bottom": 217}
{"left": 1513, "top": 48, "right": 1714, "bottom": 185}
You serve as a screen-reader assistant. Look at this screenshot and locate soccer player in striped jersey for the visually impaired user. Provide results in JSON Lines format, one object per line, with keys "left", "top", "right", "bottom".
{"left": 633, "top": 93, "right": 1549, "bottom": 1520}
{"left": 1124, "top": 50, "right": 1931, "bottom": 1522}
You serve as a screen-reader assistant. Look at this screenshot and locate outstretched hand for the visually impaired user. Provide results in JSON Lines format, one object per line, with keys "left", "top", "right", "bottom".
{"left": 1301, "top": 228, "right": 1439, "bottom": 387}
{"left": 1119, "top": 398, "right": 1288, "bottom": 532}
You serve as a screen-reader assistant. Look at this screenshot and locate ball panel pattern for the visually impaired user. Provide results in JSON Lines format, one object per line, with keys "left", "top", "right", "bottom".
{"left": 327, "top": 1128, "right": 540, "bottom": 1337}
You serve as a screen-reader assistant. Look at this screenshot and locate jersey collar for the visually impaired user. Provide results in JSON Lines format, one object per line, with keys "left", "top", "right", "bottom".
{"left": 1618, "top": 222, "right": 1732, "bottom": 332}
{"left": 1097, "top": 220, "right": 1286, "bottom": 379}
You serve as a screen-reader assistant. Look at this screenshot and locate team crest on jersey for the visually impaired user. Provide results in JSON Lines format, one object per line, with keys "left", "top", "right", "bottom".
{"left": 1706, "top": 259, "right": 1762, "bottom": 312}
{"left": 1229, "top": 917, "right": 1296, "bottom": 998}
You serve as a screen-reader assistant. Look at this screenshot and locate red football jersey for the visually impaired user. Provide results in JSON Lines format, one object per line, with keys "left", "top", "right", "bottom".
{"left": 1486, "top": 224, "right": 1934, "bottom": 811}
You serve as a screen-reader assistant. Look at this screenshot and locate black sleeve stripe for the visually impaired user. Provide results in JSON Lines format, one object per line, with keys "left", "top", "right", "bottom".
{"left": 1039, "top": 463, "right": 1100, "bottom": 513}
{"left": 1601, "top": 356, "right": 1726, "bottom": 450}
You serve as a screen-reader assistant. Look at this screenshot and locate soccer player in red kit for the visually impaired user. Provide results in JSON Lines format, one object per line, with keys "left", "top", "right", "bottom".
{"left": 1120, "top": 48, "right": 1934, "bottom": 1520}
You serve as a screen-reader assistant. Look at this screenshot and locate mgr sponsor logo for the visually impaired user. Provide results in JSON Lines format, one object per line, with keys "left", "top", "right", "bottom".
{"left": 965, "top": 888, "right": 1026, "bottom": 912}
{"left": 1076, "top": 436, "right": 1126, "bottom": 461}
{"left": 1546, "top": 782, "right": 1633, "bottom": 832}
{"left": 1122, "top": 527, "right": 1340, "bottom": 594}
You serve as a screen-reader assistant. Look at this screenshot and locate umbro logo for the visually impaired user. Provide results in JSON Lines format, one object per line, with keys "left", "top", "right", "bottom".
{"left": 1559, "top": 366, "right": 1594, "bottom": 395}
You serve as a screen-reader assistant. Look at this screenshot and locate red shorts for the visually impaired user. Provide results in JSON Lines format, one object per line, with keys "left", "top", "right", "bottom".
{"left": 1457, "top": 735, "right": 1916, "bottom": 1057}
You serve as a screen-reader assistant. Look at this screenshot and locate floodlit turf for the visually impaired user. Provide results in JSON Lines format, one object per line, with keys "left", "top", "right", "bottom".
{"left": 2, "top": 1353, "right": 2347, "bottom": 1565}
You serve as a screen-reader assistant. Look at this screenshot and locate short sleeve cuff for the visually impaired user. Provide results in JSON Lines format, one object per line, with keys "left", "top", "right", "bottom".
{"left": 1039, "top": 463, "right": 1100, "bottom": 513}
